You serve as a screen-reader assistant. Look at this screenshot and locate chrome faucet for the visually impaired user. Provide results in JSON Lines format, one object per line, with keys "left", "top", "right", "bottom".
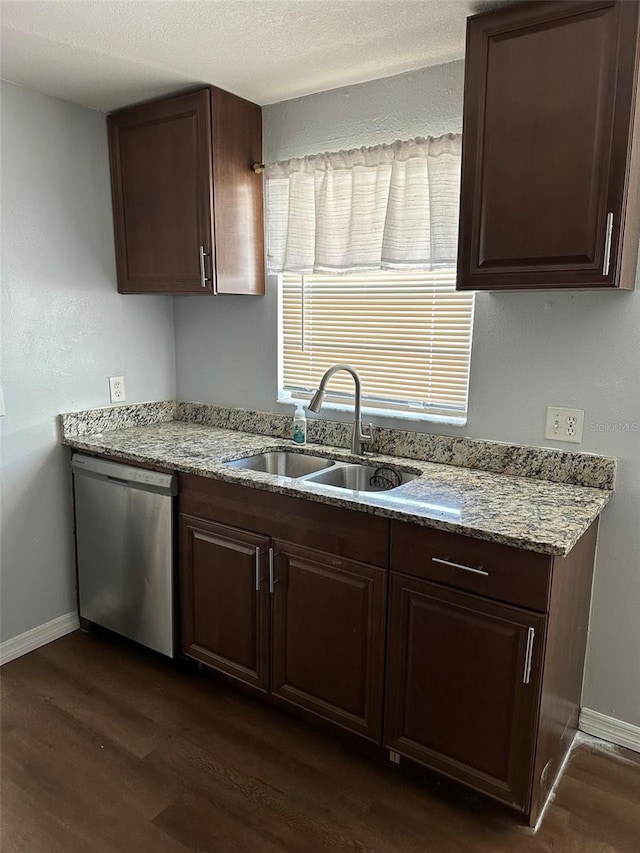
{"left": 308, "top": 364, "right": 373, "bottom": 455}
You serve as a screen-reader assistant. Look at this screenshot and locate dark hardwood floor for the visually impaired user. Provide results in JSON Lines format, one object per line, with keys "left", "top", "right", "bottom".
{"left": 1, "top": 631, "right": 639, "bottom": 852}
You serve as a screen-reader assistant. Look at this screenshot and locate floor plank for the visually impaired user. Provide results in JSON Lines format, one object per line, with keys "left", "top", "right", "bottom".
{"left": 1, "top": 630, "right": 638, "bottom": 853}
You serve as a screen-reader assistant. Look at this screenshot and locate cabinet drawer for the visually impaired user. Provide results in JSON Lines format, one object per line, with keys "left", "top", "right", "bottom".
{"left": 390, "top": 522, "right": 552, "bottom": 612}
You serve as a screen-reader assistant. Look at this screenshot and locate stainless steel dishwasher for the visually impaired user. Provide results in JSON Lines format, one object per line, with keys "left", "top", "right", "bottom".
{"left": 72, "top": 453, "right": 177, "bottom": 657}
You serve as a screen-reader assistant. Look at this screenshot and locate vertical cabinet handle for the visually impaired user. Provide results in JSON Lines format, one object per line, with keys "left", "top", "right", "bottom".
{"left": 523, "top": 627, "right": 535, "bottom": 685}
{"left": 603, "top": 212, "right": 614, "bottom": 276}
{"left": 254, "top": 547, "right": 261, "bottom": 592}
{"left": 268, "top": 547, "right": 278, "bottom": 593}
{"left": 199, "top": 245, "right": 209, "bottom": 288}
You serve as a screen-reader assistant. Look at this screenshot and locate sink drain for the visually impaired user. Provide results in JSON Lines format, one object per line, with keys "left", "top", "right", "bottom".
{"left": 369, "top": 466, "right": 403, "bottom": 490}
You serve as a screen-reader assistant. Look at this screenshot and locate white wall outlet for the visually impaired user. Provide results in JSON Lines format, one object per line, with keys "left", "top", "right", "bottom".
{"left": 545, "top": 407, "right": 584, "bottom": 444}
{"left": 108, "top": 375, "right": 126, "bottom": 404}
{"left": 0, "top": 386, "right": 5, "bottom": 417}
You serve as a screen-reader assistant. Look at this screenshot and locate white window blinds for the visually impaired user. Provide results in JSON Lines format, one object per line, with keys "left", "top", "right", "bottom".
{"left": 280, "top": 271, "right": 475, "bottom": 419}
{"left": 266, "top": 135, "right": 461, "bottom": 274}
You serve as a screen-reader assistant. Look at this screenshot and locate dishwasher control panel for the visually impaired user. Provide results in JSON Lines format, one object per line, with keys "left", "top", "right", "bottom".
{"left": 72, "top": 454, "right": 177, "bottom": 492}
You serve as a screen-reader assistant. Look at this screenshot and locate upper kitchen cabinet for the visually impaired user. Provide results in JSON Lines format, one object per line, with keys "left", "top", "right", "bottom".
{"left": 108, "top": 87, "right": 264, "bottom": 295}
{"left": 457, "top": 0, "right": 640, "bottom": 291}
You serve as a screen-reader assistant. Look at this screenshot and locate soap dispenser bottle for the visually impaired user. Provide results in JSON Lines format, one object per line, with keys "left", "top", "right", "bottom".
{"left": 293, "top": 403, "right": 307, "bottom": 445}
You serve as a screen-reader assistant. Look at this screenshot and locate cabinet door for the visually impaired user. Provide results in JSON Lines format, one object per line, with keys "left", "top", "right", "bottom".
{"left": 385, "top": 574, "right": 545, "bottom": 810}
{"left": 108, "top": 89, "right": 214, "bottom": 293}
{"left": 180, "top": 515, "right": 270, "bottom": 692}
{"left": 271, "top": 541, "right": 386, "bottom": 742}
{"left": 211, "top": 87, "right": 265, "bottom": 295}
{"left": 458, "top": 0, "right": 640, "bottom": 290}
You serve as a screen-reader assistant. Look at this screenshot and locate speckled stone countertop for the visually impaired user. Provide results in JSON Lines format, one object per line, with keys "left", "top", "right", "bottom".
{"left": 62, "top": 420, "right": 612, "bottom": 556}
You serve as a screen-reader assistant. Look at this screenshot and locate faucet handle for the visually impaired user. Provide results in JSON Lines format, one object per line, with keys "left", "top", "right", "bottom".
{"left": 362, "top": 423, "right": 374, "bottom": 444}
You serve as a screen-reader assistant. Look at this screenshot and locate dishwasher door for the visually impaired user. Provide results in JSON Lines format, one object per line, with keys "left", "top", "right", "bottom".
{"left": 72, "top": 454, "right": 177, "bottom": 657}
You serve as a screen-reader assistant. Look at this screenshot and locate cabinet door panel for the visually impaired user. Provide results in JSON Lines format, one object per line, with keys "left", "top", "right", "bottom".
{"left": 211, "top": 87, "right": 264, "bottom": 295}
{"left": 271, "top": 541, "right": 386, "bottom": 741}
{"left": 458, "top": 0, "right": 640, "bottom": 290}
{"left": 385, "top": 574, "right": 545, "bottom": 809}
{"left": 109, "top": 89, "right": 214, "bottom": 293}
{"left": 180, "top": 515, "right": 269, "bottom": 692}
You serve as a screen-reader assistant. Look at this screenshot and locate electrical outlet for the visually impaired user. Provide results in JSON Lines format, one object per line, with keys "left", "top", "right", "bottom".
{"left": 0, "top": 386, "right": 5, "bottom": 417}
{"left": 109, "top": 375, "right": 126, "bottom": 404}
{"left": 545, "top": 407, "right": 584, "bottom": 444}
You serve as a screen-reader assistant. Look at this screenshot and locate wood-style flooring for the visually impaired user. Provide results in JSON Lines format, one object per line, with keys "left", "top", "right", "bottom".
{"left": 1, "top": 630, "right": 639, "bottom": 853}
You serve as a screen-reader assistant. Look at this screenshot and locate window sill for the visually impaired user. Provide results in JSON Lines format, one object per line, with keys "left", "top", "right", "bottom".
{"left": 276, "top": 394, "right": 467, "bottom": 427}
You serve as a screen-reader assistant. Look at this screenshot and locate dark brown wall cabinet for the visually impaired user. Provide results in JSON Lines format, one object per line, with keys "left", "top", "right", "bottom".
{"left": 178, "top": 474, "right": 599, "bottom": 826}
{"left": 108, "top": 87, "right": 264, "bottom": 295}
{"left": 458, "top": 0, "right": 640, "bottom": 290}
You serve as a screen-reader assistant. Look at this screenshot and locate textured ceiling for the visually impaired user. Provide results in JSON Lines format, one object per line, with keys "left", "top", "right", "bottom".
{"left": 0, "top": 0, "right": 506, "bottom": 111}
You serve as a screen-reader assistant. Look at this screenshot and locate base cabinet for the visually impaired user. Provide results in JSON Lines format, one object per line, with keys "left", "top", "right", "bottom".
{"left": 384, "top": 574, "right": 545, "bottom": 809}
{"left": 178, "top": 474, "right": 599, "bottom": 826}
{"left": 179, "top": 502, "right": 387, "bottom": 741}
{"left": 271, "top": 541, "right": 386, "bottom": 741}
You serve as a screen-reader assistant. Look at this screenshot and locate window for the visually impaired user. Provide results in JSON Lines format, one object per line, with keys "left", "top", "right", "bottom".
{"left": 279, "top": 270, "right": 475, "bottom": 422}
{"left": 269, "top": 135, "right": 472, "bottom": 422}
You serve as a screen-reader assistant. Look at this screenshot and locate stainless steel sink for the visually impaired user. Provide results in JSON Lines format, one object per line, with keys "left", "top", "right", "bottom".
{"left": 226, "top": 451, "right": 418, "bottom": 493}
{"left": 304, "top": 464, "right": 418, "bottom": 492}
{"left": 225, "top": 451, "right": 333, "bottom": 478}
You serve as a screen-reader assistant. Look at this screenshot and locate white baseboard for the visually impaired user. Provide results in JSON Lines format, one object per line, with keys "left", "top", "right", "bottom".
{"left": 579, "top": 707, "right": 640, "bottom": 754}
{"left": 0, "top": 611, "right": 79, "bottom": 666}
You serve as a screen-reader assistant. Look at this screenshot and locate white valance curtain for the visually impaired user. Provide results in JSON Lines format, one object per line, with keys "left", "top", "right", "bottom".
{"left": 266, "top": 134, "right": 461, "bottom": 275}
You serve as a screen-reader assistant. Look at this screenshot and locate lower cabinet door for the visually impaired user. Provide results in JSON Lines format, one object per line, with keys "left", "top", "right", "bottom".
{"left": 271, "top": 540, "right": 386, "bottom": 741}
{"left": 384, "top": 573, "right": 545, "bottom": 809}
{"left": 180, "top": 515, "right": 270, "bottom": 692}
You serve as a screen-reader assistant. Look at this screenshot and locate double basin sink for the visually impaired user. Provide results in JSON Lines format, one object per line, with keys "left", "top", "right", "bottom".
{"left": 226, "top": 450, "right": 418, "bottom": 494}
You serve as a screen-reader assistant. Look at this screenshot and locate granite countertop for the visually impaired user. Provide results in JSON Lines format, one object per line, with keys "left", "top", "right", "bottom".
{"left": 62, "top": 420, "right": 612, "bottom": 556}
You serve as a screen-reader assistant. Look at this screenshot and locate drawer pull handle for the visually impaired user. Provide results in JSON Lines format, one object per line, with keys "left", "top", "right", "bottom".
{"left": 432, "top": 556, "right": 489, "bottom": 577}
{"left": 254, "top": 547, "right": 261, "bottom": 592}
{"left": 523, "top": 627, "right": 535, "bottom": 684}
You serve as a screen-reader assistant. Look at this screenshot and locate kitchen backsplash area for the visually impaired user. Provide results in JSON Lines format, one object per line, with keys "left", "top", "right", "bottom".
{"left": 59, "top": 400, "right": 617, "bottom": 490}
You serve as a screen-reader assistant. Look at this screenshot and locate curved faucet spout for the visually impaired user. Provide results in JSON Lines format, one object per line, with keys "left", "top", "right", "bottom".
{"left": 307, "top": 364, "right": 373, "bottom": 455}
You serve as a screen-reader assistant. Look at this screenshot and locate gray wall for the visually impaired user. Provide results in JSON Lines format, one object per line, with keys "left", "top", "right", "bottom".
{"left": 174, "top": 60, "right": 640, "bottom": 728}
{"left": 175, "top": 61, "right": 466, "bottom": 415}
{"left": 0, "top": 81, "right": 176, "bottom": 642}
